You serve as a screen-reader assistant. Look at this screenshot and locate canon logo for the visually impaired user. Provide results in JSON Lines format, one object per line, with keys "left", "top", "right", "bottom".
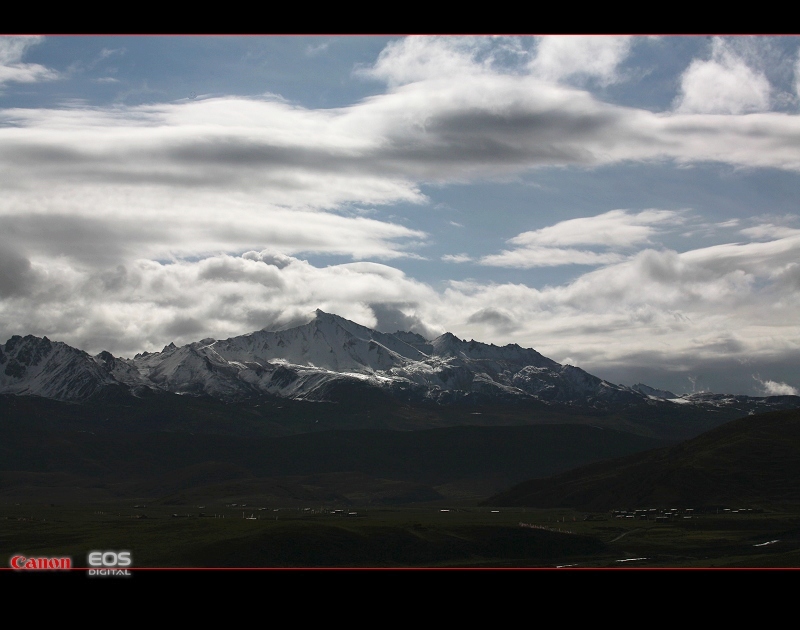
{"left": 10, "top": 555, "right": 72, "bottom": 570}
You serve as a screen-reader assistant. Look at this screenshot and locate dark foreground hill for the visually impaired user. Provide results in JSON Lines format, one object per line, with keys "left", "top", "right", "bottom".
{"left": 485, "top": 408, "right": 800, "bottom": 511}
{"left": 0, "top": 416, "right": 665, "bottom": 504}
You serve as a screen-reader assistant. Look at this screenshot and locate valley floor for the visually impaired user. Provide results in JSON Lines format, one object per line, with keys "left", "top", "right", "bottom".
{"left": 2, "top": 499, "right": 799, "bottom": 571}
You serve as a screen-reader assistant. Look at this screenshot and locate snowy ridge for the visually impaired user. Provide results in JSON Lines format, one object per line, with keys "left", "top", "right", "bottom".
{"left": 3, "top": 311, "right": 798, "bottom": 413}
{"left": 0, "top": 335, "right": 117, "bottom": 400}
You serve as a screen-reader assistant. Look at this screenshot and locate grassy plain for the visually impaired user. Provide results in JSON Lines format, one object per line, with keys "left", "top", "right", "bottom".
{"left": 2, "top": 499, "right": 799, "bottom": 569}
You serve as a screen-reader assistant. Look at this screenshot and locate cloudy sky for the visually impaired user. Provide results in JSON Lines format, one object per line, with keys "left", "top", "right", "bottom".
{"left": 2, "top": 35, "right": 800, "bottom": 395}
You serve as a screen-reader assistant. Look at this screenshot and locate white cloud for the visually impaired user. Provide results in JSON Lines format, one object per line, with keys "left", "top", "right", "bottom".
{"left": 529, "top": 36, "right": 633, "bottom": 86}
{"left": 363, "top": 36, "right": 635, "bottom": 89}
{"left": 507, "top": 209, "right": 680, "bottom": 248}
{"left": 99, "top": 48, "right": 125, "bottom": 60}
{"left": 3, "top": 52, "right": 800, "bottom": 255}
{"left": 795, "top": 50, "right": 800, "bottom": 98}
{"left": 359, "top": 36, "right": 498, "bottom": 86}
{"left": 480, "top": 210, "right": 682, "bottom": 268}
{"left": 438, "top": 224, "right": 800, "bottom": 380}
{"left": 0, "top": 36, "right": 58, "bottom": 87}
{"left": 481, "top": 247, "right": 624, "bottom": 269}
{"left": 306, "top": 42, "right": 330, "bottom": 57}
{"left": 442, "top": 253, "right": 472, "bottom": 263}
{"left": 0, "top": 251, "right": 440, "bottom": 356}
{"left": 679, "top": 232, "right": 800, "bottom": 275}
{"left": 754, "top": 375, "right": 799, "bottom": 396}
{"left": 675, "top": 38, "right": 771, "bottom": 114}
{"left": 0, "top": 187, "right": 427, "bottom": 264}
{"left": 740, "top": 224, "right": 800, "bottom": 240}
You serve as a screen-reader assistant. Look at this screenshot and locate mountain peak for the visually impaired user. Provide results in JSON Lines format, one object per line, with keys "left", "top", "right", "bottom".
{"left": 308, "top": 310, "right": 378, "bottom": 339}
{"left": 311, "top": 309, "right": 345, "bottom": 324}
{"left": 313, "top": 309, "right": 348, "bottom": 322}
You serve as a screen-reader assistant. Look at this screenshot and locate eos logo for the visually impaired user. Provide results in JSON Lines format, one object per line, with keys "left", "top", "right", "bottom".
{"left": 87, "top": 550, "right": 132, "bottom": 577}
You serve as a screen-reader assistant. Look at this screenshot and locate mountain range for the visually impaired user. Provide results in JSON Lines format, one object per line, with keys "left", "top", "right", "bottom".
{"left": 2, "top": 310, "right": 798, "bottom": 420}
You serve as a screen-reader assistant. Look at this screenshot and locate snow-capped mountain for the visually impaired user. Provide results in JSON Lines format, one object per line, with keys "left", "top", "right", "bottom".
{"left": 1, "top": 310, "right": 797, "bottom": 414}
{"left": 0, "top": 335, "right": 117, "bottom": 400}
{"left": 123, "top": 309, "right": 630, "bottom": 404}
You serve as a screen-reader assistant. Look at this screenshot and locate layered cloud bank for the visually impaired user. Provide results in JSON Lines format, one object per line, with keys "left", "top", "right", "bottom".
{"left": 1, "top": 35, "right": 799, "bottom": 395}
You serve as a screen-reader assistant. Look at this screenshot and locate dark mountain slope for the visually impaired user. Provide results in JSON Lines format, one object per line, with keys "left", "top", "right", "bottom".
{"left": 485, "top": 408, "right": 800, "bottom": 510}
{"left": 0, "top": 418, "right": 666, "bottom": 502}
